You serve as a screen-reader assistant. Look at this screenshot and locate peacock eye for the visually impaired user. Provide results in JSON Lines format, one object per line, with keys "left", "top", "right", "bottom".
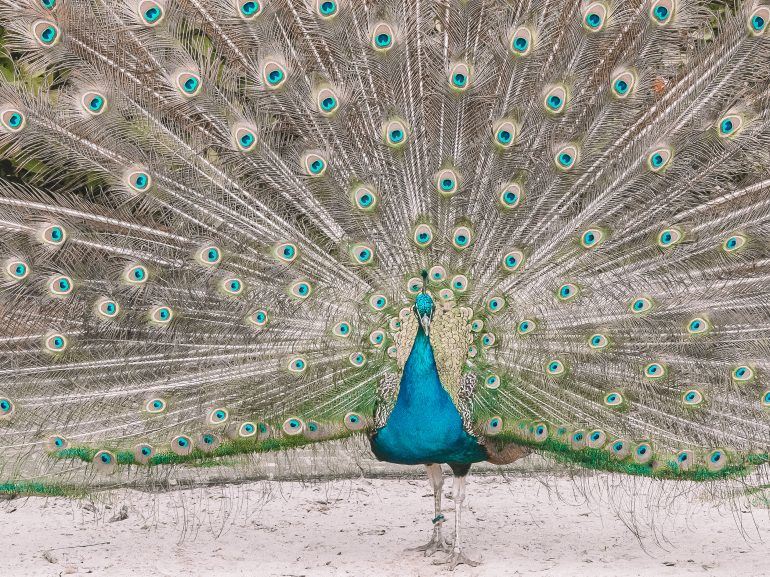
{"left": 134, "top": 444, "right": 154, "bottom": 464}
{"left": 650, "top": 0, "right": 674, "bottom": 25}
{"left": 45, "top": 333, "right": 68, "bottom": 352}
{"left": 481, "top": 333, "right": 496, "bottom": 347}
{"left": 0, "top": 398, "right": 15, "bottom": 419}
{"left": 580, "top": 228, "right": 605, "bottom": 248}
{"left": 32, "top": 20, "right": 61, "bottom": 46}
{"left": 351, "top": 244, "right": 374, "bottom": 265}
{"left": 554, "top": 144, "right": 579, "bottom": 170}
{"left": 406, "top": 277, "right": 422, "bottom": 294}
{"left": 685, "top": 316, "right": 708, "bottom": 335}
{"left": 198, "top": 245, "right": 221, "bottom": 265}
{"left": 546, "top": 360, "right": 565, "bottom": 375}
{"left": 471, "top": 319, "right": 483, "bottom": 333}
{"left": 332, "top": 321, "right": 351, "bottom": 337}
{"left": 706, "top": 449, "right": 726, "bottom": 471}
{"left": 222, "top": 277, "right": 243, "bottom": 295}
{"left": 369, "top": 330, "right": 385, "bottom": 347}
{"left": 150, "top": 305, "right": 173, "bottom": 324}
{"left": 316, "top": 0, "right": 337, "bottom": 18}
{"left": 274, "top": 242, "right": 298, "bottom": 263}
{"left": 290, "top": 280, "right": 312, "bottom": 299}
{"left": 682, "top": 389, "right": 704, "bottom": 406}
{"left": 633, "top": 442, "right": 653, "bottom": 464}
{"left": 413, "top": 224, "right": 434, "bottom": 247}
{"left": 657, "top": 227, "right": 682, "bottom": 248}
{"left": 428, "top": 265, "right": 446, "bottom": 282}
{"left": 436, "top": 168, "right": 459, "bottom": 196}
{"left": 647, "top": 146, "right": 673, "bottom": 172}
{"left": 126, "top": 169, "right": 152, "bottom": 192}
{"left": 449, "top": 62, "right": 471, "bottom": 91}
{"left": 485, "top": 416, "right": 504, "bottom": 435}
{"left": 484, "top": 374, "right": 500, "bottom": 389}
{"left": 587, "top": 429, "right": 607, "bottom": 448}
{"left": 349, "top": 352, "right": 366, "bottom": 367}
{"left": 510, "top": 25, "right": 533, "bottom": 56}
{"left": 352, "top": 185, "right": 377, "bottom": 211}
{"left": 389, "top": 316, "right": 402, "bottom": 331}
{"left": 630, "top": 296, "right": 653, "bottom": 313}
{"left": 208, "top": 407, "right": 229, "bottom": 425}
{"left": 175, "top": 71, "right": 202, "bottom": 97}
{"left": 588, "top": 333, "right": 609, "bottom": 349}
{"left": 451, "top": 274, "right": 468, "bottom": 293}
{"left": 41, "top": 224, "right": 67, "bottom": 246}
{"left": 171, "top": 435, "right": 193, "bottom": 455}
{"left": 6, "top": 259, "right": 30, "bottom": 280}
{"left": 125, "top": 264, "right": 148, "bottom": 284}
{"left": 236, "top": 0, "right": 262, "bottom": 20}
{"left": 604, "top": 391, "right": 623, "bottom": 407}
{"left": 303, "top": 152, "right": 327, "bottom": 176}
{"left": 610, "top": 69, "right": 635, "bottom": 98}
{"left": 263, "top": 60, "right": 287, "bottom": 88}
{"left": 722, "top": 234, "right": 746, "bottom": 252}
{"left": 138, "top": 0, "right": 165, "bottom": 26}
{"left": 644, "top": 362, "right": 666, "bottom": 379}
{"left": 288, "top": 357, "right": 307, "bottom": 373}
{"left": 239, "top": 422, "right": 257, "bottom": 437}
{"left": 732, "top": 365, "right": 754, "bottom": 382}
{"left": 234, "top": 126, "right": 257, "bottom": 152}
{"left": 517, "top": 319, "right": 536, "bottom": 335}
{"left": 582, "top": 2, "right": 607, "bottom": 31}
{"left": 96, "top": 298, "right": 120, "bottom": 318}
{"left": 48, "top": 274, "right": 73, "bottom": 296}
{"left": 762, "top": 391, "right": 770, "bottom": 408}
{"left": 532, "top": 423, "right": 548, "bottom": 442}
{"left": 369, "top": 294, "right": 388, "bottom": 311}
{"left": 81, "top": 91, "right": 107, "bottom": 116}
{"left": 384, "top": 119, "right": 409, "bottom": 148}
{"left": 749, "top": 7, "right": 769, "bottom": 35}
{"left": 717, "top": 114, "right": 743, "bottom": 138}
{"left": 248, "top": 309, "right": 268, "bottom": 327}
{"left": 502, "top": 250, "right": 525, "bottom": 272}
{"left": 493, "top": 120, "right": 517, "bottom": 148}
{"left": 0, "top": 108, "right": 26, "bottom": 132}
{"left": 487, "top": 296, "right": 505, "bottom": 313}
{"left": 452, "top": 226, "right": 472, "bottom": 250}
{"left": 499, "top": 182, "right": 523, "bottom": 209}
{"left": 543, "top": 85, "right": 567, "bottom": 114}
{"left": 318, "top": 94, "right": 338, "bottom": 116}
{"left": 557, "top": 282, "right": 579, "bottom": 301}
{"left": 372, "top": 23, "right": 394, "bottom": 51}
{"left": 41, "top": 0, "right": 57, "bottom": 9}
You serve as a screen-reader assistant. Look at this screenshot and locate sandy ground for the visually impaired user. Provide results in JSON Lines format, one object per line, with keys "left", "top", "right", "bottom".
{"left": 2, "top": 471, "right": 769, "bottom": 577}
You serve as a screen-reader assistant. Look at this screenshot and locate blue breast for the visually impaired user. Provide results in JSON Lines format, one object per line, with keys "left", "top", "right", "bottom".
{"left": 370, "top": 328, "right": 487, "bottom": 465}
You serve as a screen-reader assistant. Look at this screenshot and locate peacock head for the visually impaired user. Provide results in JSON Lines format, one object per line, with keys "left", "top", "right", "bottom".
{"left": 414, "top": 271, "right": 434, "bottom": 334}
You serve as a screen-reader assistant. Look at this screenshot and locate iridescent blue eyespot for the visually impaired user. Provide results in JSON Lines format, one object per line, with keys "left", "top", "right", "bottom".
{"left": 175, "top": 72, "right": 201, "bottom": 96}
{"left": 290, "top": 281, "right": 312, "bottom": 299}
{"left": 239, "top": 0, "right": 261, "bottom": 18}
{"left": 35, "top": 22, "right": 59, "bottom": 45}
{"left": 631, "top": 297, "right": 652, "bottom": 313}
{"left": 289, "top": 357, "right": 306, "bottom": 372}
{"left": 452, "top": 226, "right": 472, "bottom": 249}
{"left": 372, "top": 23, "right": 395, "bottom": 51}
{"left": 604, "top": 392, "right": 623, "bottom": 407}
{"left": 369, "top": 294, "right": 387, "bottom": 310}
{"left": 263, "top": 62, "right": 287, "bottom": 88}
{"left": 514, "top": 37, "right": 527, "bottom": 51}
{"left": 0, "top": 398, "right": 13, "bottom": 417}
{"left": 376, "top": 33, "right": 391, "bottom": 47}
{"left": 269, "top": 69, "right": 283, "bottom": 84}
{"left": 449, "top": 63, "right": 471, "bottom": 91}
{"left": 487, "top": 296, "right": 504, "bottom": 312}
{"left": 644, "top": 362, "right": 665, "bottom": 378}
{"left": 353, "top": 186, "right": 377, "bottom": 211}
{"left": 548, "top": 95, "right": 562, "bottom": 110}
{"left": 557, "top": 283, "right": 578, "bottom": 301}
{"left": 318, "top": 0, "right": 336, "bottom": 16}
{"left": 41, "top": 0, "right": 56, "bottom": 8}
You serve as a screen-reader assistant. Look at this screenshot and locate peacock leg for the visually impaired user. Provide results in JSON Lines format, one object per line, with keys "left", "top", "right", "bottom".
{"left": 410, "top": 463, "right": 452, "bottom": 556}
{"left": 434, "top": 474, "right": 481, "bottom": 569}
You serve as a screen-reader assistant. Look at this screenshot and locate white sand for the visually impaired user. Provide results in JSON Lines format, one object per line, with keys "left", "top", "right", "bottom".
{"left": 2, "top": 472, "right": 769, "bottom": 577}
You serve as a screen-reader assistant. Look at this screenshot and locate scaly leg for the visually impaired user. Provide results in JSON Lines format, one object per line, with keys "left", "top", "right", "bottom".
{"left": 410, "top": 463, "right": 452, "bottom": 556}
{"left": 434, "top": 474, "right": 480, "bottom": 569}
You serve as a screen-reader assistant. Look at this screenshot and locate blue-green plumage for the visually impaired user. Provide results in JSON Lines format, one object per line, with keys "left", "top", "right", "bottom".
{"left": 370, "top": 324, "right": 487, "bottom": 466}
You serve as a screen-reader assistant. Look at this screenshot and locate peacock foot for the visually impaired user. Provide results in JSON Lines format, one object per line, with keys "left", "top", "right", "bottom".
{"left": 409, "top": 531, "right": 452, "bottom": 557}
{"left": 433, "top": 548, "right": 481, "bottom": 570}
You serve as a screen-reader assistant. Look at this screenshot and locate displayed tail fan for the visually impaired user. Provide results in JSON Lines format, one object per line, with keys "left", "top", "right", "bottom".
{"left": 1, "top": 0, "right": 770, "bottom": 497}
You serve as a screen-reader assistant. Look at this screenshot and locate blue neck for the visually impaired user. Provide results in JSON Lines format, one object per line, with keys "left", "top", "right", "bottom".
{"left": 370, "top": 327, "right": 486, "bottom": 465}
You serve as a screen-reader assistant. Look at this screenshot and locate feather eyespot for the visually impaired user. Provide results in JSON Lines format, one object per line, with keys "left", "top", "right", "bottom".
{"left": 582, "top": 2, "right": 608, "bottom": 31}
{"left": 40, "top": 224, "right": 66, "bottom": 246}
{"left": 124, "top": 265, "right": 148, "bottom": 285}
{"left": 146, "top": 398, "right": 167, "bottom": 413}
{"left": 588, "top": 333, "right": 609, "bottom": 349}
{"left": 610, "top": 69, "right": 635, "bottom": 98}
{"left": 633, "top": 442, "right": 653, "bottom": 464}
{"left": 248, "top": 309, "right": 268, "bottom": 327}
{"left": 236, "top": 0, "right": 263, "bottom": 20}
{"left": 125, "top": 169, "right": 152, "bottom": 192}
{"left": 471, "top": 319, "right": 484, "bottom": 332}
{"left": 687, "top": 317, "right": 708, "bottom": 335}
{"left": 384, "top": 119, "right": 408, "bottom": 148}
{"left": 644, "top": 362, "right": 666, "bottom": 379}
{"left": 349, "top": 352, "right": 366, "bottom": 367}
{"left": 134, "top": 444, "right": 154, "bottom": 464}
{"left": 499, "top": 182, "right": 523, "bottom": 209}
{"left": 722, "top": 234, "right": 746, "bottom": 252}
{"left": 485, "top": 374, "right": 501, "bottom": 389}
{"left": 580, "top": 228, "right": 605, "bottom": 248}
{"left": 197, "top": 245, "right": 222, "bottom": 265}
{"left": 556, "top": 283, "right": 579, "bottom": 301}
{"left": 344, "top": 412, "right": 366, "bottom": 431}
{"left": 175, "top": 71, "right": 201, "bottom": 97}
{"left": 436, "top": 168, "right": 459, "bottom": 196}
{"left": 481, "top": 333, "right": 496, "bottom": 347}
{"left": 233, "top": 126, "right": 257, "bottom": 152}
{"left": 493, "top": 120, "right": 517, "bottom": 148}
{"left": 517, "top": 319, "right": 536, "bottom": 335}
{"left": 289, "top": 280, "right": 312, "bottom": 299}
{"left": 657, "top": 227, "right": 682, "bottom": 248}
{"left": 138, "top": 0, "right": 165, "bottom": 26}
{"left": 546, "top": 360, "right": 565, "bottom": 376}
{"left": 41, "top": 0, "right": 57, "bottom": 10}
{"left": 413, "top": 224, "right": 434, "bottom": 247}
{"left": 647, "top": 146, "right": 672, "bottom": 172}
{"left": 554, "top": 145, "right": 579, "bottom": 170}
{"left": 5, "top": 259, "right": 30, "bottom": 281}
{"left": 587, "top": 429, "right": 606, "bottom": 448}
{"left": 44, "top": 333, "right": 68, "bottom": 352}
{"left": 316, "top": 87, "right": 339, "bottom": 116}
{"left": 717, "top": 114, "right": 744, "bottom": 138}
{"left": 274, "top": 242, "right": 298, "bottom": 263}
{"left": 81, "top": 91, "right": 107, "bottom": 116}
{"left": 333, "top": 321, "right": 351, "bottom": 337}
{"left": 48, "top": 274, "right": 73, "bottom": 296}
{"left": 369, "top": 294, "right": 388, "bottom": 311}
{"left": 510, "top": 25, "right": 533, "bottom": 56}
{"left": 604, "top": 391, "right": 624, "bottom": 407}
{"left": 222, "top": 278, "right": 244, "bottom": 295}
{"left": 732, "top": 365, "right": 754, "bottom": 382}
{"left": 428, "top": 265, "right": 446, "bottom": 282}
{"left": 372, "top": 22, "right": 395, "bottom": 51}
{"left": 288, "top": 357, "right": 307, "bottom": 373}
{"left": 0, "top": 398, "right": 15, "bottom": 419}
{"left": 452, "top": 226, "right": 472, "bottom": 250}
{"left": 150, "top": 305, "right": 173, "bottom": 324}
{"left": 199, "top": 433, "right": 222, "bottom": 452}
{"left": 262, "top": 60, "right": 287, "bottom": 88}
{"left": 238, "top": 422, "right": 258, "bottom": 438}
{"left": 303, "top": 152, "right": 327, "bottom": 176}
{"left": 171, "top": 435, "right": 193, "bottom": 455}
{"left": 93, "top": 450, "right": 117, "bottom": 472}
{"left": 485, "top": 416, "right": 504, "bottom": 436}
{"left": 283, "top": 417, "right": 305, "bottom": 435}
{"left": 706, "top": 449, "right": 727, "bottom": 472}
{"left": 208, "top": 408, "right": 229, "bottom": 425}
{"left": 487, "top": 296, "right": 505, "bottom": 313}
{"left": 543, "top": 85, "right": 568, "bottom": 114}
{"left": 682, "top": 389, "right": 704, "bottom": 406}
{"left": 610, "top": 439, "right": 630, "bottom": 458}
{"left": 451, "top": 275, "right": 468, "bottom": 293}
{"left": 675, "top": 449, "right": 694, "bottom": 470}
{"left": 352, "top": 185, "right": 377, "bottom": 211}
{"left": 449, "top": 62, "right": 471, "bottom": 91}
{"left": 749, "top": 7, "right": 769, "bottom": 35}
{"left": 650, "top": 0, "right": 675, "bottom": 25}
{"left": 502, "top": 250, "right": 524, "bottom": 272}
{"left": 351, "top": 244, "right": 374, "bottom": 265}
{"left": 95, "top": 298, "right": 119, "bottom": 319}
{"left": 32, "top": 20, "right": 60, "bottom": 46}
{"left": 0, "top": 108, "right": 26, "bottom": 133}
{"left": 369, "top": 329, "right": 385, "bottom": 347}
{"left": 316, "top": 0, "right": 338, "bottom": 18}
{"left": 630, "top": 296, "right": 653, "bottom": 313}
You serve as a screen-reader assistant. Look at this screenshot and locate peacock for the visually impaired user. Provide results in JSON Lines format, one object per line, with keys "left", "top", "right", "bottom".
{"left": 1, "top": 0, "right": 770, "bottom": 569}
